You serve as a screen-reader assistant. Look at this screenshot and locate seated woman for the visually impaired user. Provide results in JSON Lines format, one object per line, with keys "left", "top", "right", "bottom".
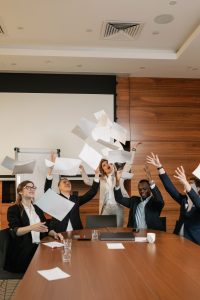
{"left": 147, "top": 153, "right": 200, "bottom": 245}
{"left": 5, "top": 180, "right": 61, "bottom": 274}
{"left": 44, "top": 160, "right": 100, "bottom": 232}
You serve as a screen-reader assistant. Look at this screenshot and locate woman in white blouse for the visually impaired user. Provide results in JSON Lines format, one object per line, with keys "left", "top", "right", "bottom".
{"left": 5, "top": 180, "right": 61, "bottom": 273}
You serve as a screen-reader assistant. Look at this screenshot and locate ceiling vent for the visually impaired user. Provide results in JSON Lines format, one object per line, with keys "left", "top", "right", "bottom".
{"left": 101, "top": 21, "right": 144, "bottom": 40}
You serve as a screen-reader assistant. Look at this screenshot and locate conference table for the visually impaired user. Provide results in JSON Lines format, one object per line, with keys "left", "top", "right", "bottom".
{"left": 13, "top": 228, "right": 200, "bottom": 300}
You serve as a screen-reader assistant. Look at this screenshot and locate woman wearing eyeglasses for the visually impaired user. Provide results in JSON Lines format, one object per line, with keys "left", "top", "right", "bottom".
{"left": 5, "top": 180, "right": 62, "bottom": 273}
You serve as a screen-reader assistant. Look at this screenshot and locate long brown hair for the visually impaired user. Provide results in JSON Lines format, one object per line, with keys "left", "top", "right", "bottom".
{"left": 99, "top": 159, "right": 109, "bottom": 177}
{"left": 16, "top": 180, "right": 35, "bottom": 205}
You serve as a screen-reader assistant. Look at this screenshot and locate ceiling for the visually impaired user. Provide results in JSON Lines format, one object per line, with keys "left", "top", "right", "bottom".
{"left": 0, "top": 0, "right": 200, "bottom": 78}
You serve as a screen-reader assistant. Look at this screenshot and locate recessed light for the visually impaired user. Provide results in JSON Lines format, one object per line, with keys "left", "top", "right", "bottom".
{"left": 17, "top": 26, "right": 24, "bottom": 30}
{"left": 192, "top": 67, "right": 198, "bottom": 71}
{"left": 86, "top": 29, "right": 93, "bottom": 33}
{"left": 152, "top": 31, "right": 160, "bottom": 35}
{"left": 76, "top": 64, "right": 82, "bottom": 68}
{"left": 169, "top": 1, "right": 177, "bottom": 5}
{"left": 11, "top": 63, "right": 17, "bottom": 66}
{"left": 44, "top": 60, "right": 52, "bottom": 64}
{"left": 139, "top": 67, "right": 146, "bottom": 70}
{"left": 154, "top": 14, "right": 174, "bottom": 24}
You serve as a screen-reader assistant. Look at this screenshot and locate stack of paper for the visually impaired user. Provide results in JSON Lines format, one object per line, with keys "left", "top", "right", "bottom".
{"left": 37, "top": 267, "right": 70, "bottom": 281}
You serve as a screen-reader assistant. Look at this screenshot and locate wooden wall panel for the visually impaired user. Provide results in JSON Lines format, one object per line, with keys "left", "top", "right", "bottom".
{"left": 116, "top": 76, "right": 200, "bottom": 233}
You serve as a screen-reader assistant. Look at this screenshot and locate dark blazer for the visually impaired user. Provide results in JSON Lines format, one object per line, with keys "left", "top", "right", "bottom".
{"left": 5, "top": 204, "right": 47, "bottom": 273}
{"left": 44, "top": 178, "right": 99, "bottom": 232}
{"left": 114, "top": 185, "right": 164, "bottom": 230}
{"left": 159, "top": 173, "right": 200, "bottom": 245}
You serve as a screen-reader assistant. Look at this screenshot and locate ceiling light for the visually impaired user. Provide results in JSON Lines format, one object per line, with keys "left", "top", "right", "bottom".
{"left": 152, "top": 31, "right": 160, "bottom": 35}
{"left": 169, "top": 1, "right": 177, "bottom": 5}
{"left": 154, "top": 14, "right": 174, "bottom": 24}
{"left": 86, "top": 29, "right": 93, "bottom": 33}
{"left": 139, "top": 67, "right": 146, "bottom": 70}
{"left": 44, "top": 60, "right": 52, "bottom": 64}
{"left": 11, "top": 63, "right": 17, "bottom": 66}
{"left": 17, "top": 26, "right": 24, "bottom": 30}
{"left": 76, "top": 64, "right": 82, "bottom": 68}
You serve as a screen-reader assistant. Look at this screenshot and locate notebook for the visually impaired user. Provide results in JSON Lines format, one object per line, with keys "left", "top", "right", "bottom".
{"left": 99, "top": 232, "right": 135, "bottom": 241}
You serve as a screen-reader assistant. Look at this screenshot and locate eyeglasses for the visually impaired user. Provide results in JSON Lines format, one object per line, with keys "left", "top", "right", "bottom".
{"left": 24, "top": 186, "right": 37, "bottom": 191}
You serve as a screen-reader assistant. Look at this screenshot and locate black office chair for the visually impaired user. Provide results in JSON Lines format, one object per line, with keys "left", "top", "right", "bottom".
{"left": 159, "top": 217, "right": 167, "bottom": 232}
{"left": 85, "top": 215, "right": 117, "bottom": 229}
{"left": 0, "top": 228, "right": 23, "bottom": 278}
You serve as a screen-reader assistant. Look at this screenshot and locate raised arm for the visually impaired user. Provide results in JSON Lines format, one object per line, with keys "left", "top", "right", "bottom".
{"left": 79, "top": 179, "right": 100, "bottom": 206}
{"left": 146, "top": 152, "right": 184, "bottom": 205}
{"left": 123, "top": 142, "right": 141, "bottom": 172}
{"left": 79, "top": 164, "right": 93, "bottom": 186}
{"left": 114, "top": 171, "right": 131, "bottom": 208}
{"left": 44, "top": 152, "right": 56, "bottom": 192}
{"left": 174, "top": 166, "right": 200, "bottom": 209}
{"left": 144, "top": 164, "right": 164, "bottom": 211}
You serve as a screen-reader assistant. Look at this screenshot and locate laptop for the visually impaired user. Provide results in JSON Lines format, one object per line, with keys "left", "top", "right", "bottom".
{"left": 99, "top": 232, "right": 135, "bottom": 241}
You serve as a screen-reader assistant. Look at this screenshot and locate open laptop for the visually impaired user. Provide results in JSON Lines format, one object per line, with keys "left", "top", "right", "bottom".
{"left": 99, "top": 232, "right": 135, "bottom": 241}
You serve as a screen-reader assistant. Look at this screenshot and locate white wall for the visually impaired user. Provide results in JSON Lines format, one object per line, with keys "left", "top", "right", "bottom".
{"left": 0, "top": 93, "right": 114, "bottom": 175}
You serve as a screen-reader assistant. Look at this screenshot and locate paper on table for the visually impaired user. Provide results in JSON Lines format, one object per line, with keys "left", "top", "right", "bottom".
{"left": 107, "top": 243, "right": 125, "bottom": 249}
{"left": 192, "top": 164, "right": 200, "bottom": 180}
{"left": 52, "top": 157, "right": 81, "bottom": 176}
{"left": 45, "top": 159, "right": 55, "bottom": 168}
{"left": 134, "top": 237, "right": 147, "bottom": 242}
{"left": 79, "top": 143, "right": 102, "bottom": 170}
{"left": 12, "top": 160, "right": 36, "bottom": 174}
{"left": 71, "top": 117, "right": 96, "bottom": 140}
{"left": 42, "top": 241, "right": 64, "bottom": 248}
{"left": 37, "top": 267, "right": 70, "bottom": 281}
{"left": 108, "top": 150, "right": 132, "bottom": 164}
{"left": 110, "top": 122, "right": 127, "bottom": 145}
{"left": 35, "top": 189, "right": 74, "bottom": 221}
{"left": 1, "top": 156, "right": 15, "bottom": 171}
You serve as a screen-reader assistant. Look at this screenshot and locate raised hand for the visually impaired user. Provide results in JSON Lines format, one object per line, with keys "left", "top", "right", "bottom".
{"left": 95, "top": 166, "right": 100, "bottom": 178}
{"left": 174, "top": 166, "right": 191, "bottom": 192}
{"left": 132, "top": 141, "right": 142, "bottom": 151}
{"left": 146, "top": 152, "right": 162, "bottom": 168}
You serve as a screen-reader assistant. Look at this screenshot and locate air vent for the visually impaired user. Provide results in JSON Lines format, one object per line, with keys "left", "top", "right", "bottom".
{"left": 101, "top": 21, "right": 144, "bottom": 40}
{"left": 0, "top": 25, "right": 5, "bottom": 35}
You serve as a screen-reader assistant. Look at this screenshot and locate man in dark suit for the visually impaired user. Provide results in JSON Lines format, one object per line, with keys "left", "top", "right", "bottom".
{"left": 114, "top": 166, "right": 164, "bottom": 230}
{"left": 147, "top": 153, "right": 200, "bottom": 245}
{"left": 44, "top": 174, "right": 99, "bottom": 232}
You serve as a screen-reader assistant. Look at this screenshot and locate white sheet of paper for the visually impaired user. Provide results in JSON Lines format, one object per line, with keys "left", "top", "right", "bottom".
{"left": 121, "top": 172, "right": 134, "bottom": 180}
{"left": 1, "top": 156, "right": 15, "bottom": 171}
{"left": 71, "top": 117, "right": 96, "bottom": 140}
{"left": 52, "top": 157, "right": 81, "bottom": 175}
{"left": 79, "top": 143, "right": 102, "bottom": 170}
{"left": 96, "top": 139, "right": 119, "bottom": 150}
{"left": 42, "top": 241, "right": 64, "bottom": 248}
{"left": 37, "top": 267, "right": 70, "bottom": 281}
{"left": 101, "top": 147, "right": 111, "bottom": 157}
{"left": 192, "top": 164, "right": 200, "bottom": 180}
{"left": 108, "top": 150, "right": 132, "bottom": 164}
{"left": 91, "top": 127, "right": 111, "bottom": 142}
{"left": 94, "top": 110, "right": 113, "bottom": 128}
{"left": 114, "top": 140, "right": 123, "bottom": 150}
{"left": 110, "top": 122, "right": 127, "bottom": 145}
{"left": 107, "top": 243, "right": 125, "bottom": 249}
{"left": 35, "top": 189, "right": 74, "bottom": 221}
{"left": 134, "top": 237, "right": 147, "bottom": 242}
{"left": 45, "top": 159, "right": 55, "bottom": 168}
{"left": 12, "top": 160, "right": 36, "bottom": 174}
